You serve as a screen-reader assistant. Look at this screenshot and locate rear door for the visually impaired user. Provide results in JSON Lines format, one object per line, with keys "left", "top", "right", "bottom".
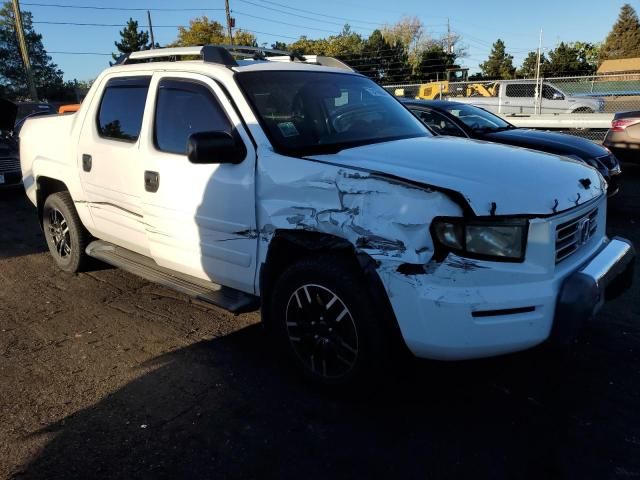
{"left": 77, "top": 75, "right": 151, "bottom": 255}
{"left": 504, "top": 83, "right": 536, "bottom": 114}
{"left": 140, "top": 72, "right": 257, "bottom": 293}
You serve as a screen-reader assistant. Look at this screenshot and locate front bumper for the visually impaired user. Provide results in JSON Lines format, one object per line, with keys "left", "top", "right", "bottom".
{"left": 379, "top": 236, "right": 635, "bottom": 361}
{"left": 550, "top": 237, "right": 635, "bottom": 346}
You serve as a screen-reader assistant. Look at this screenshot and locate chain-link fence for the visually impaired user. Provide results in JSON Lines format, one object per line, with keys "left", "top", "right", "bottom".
{"left": 384, "top": 73, "right": 640, "bottom": 143}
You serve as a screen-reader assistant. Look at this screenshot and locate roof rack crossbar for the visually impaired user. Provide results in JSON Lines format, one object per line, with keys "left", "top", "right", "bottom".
{"left": 118, "top": 45, "right": 353, "bottom": 71}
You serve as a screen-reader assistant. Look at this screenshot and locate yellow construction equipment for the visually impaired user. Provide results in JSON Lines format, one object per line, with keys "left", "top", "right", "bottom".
{"left": 414, "top": 68, "right": 500, "bottom": 100}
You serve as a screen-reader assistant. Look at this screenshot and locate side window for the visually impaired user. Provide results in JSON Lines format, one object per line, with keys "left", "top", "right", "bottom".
{"left": 415, "top": 109, "right": 466, "bottom": 137}
{"left": 542, "top": 84, "right": 562, "bottom": 100}
{"left": 97, "top": 77, "right": 151, "bottom": 142}
{"left": 505, "top": 84, "right": 536, "bottom": 98}
{"left": 154, "top": 79, "right": 233, "bottom": 155}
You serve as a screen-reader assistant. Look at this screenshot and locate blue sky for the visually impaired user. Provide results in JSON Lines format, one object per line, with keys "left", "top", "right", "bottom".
{"left": 20, "top": 0, "right": 635, "bottom": 81}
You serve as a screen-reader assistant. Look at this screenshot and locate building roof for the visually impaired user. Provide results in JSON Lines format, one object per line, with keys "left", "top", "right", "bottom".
{"left": 597, "top": 58, "right": 640, "bottom": 74}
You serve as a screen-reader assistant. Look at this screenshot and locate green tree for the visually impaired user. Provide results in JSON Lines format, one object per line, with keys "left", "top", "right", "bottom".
{"left": 169, "top": 16, "right": 256, "bottom": 48}
{"left": 600, "top": 3, "right": 640, "bottom": 61}
{"left": 0, "top": 1, "right": 66, "bottom": 100}
{"left": 112, "top": 18, "right": 150, "bottom": 62}
{"left": 413, "top": 45, "right": 457, "bottom": 82}
{"left": 517, "top": 51, "right": 549, "bottom": 78}
{"left": 271, "top": 41, "right": 288, "bottom": 51}
{"left": 479, "top": 39, "right": 515, "bottom": 79}
{"left": 547, "top": 42, "right": 592, "bottom": 76}
{"left": 352, "top": 29, "right": 410, "bottom": 83}
{"left": 572, "top": 41, "right": 601, "bottom": 71}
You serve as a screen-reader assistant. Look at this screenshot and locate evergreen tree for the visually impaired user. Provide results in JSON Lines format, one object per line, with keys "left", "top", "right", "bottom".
{"left": 600, "top": 3, "right": 640, "bottom": 61}
{"left": 479, "top": 39, "right": 515, "bottom": 79}
{"left": 517, "top": 51, "right": 549, "bottom": 78}
{"left": 112, "top": 18, "right": 150, "bottom": 62}
{"left": 413, "top": 45, "right": 457, "bottom": 82}
{"left": 352, "top": 29, "right": 410, "bottom": 83}
{"left": 0, "top": 1, "right": 66, "bottom": 100}
{"left": 547, "top": 42, "right": 592, "bottom": 76}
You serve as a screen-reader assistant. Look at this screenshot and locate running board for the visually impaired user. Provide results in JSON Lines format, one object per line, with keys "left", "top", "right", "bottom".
{"left": 85, "top": 240, "right": 259, "bottom": 314}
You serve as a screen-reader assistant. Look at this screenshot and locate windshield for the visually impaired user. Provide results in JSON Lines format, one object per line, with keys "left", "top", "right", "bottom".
{"left": 443, "top": 104, "right": 513, "bottom": 132}
{"left": 237, "top": 71, "right": 430, "bottom": 155}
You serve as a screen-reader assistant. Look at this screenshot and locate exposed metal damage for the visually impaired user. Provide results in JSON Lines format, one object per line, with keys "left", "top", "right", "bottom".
{"left": 257, "top": 163, "right": 463, "bottom": 265}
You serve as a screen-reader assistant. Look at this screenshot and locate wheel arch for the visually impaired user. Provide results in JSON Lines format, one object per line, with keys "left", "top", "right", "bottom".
{"left": 36, "top": 176, "right": 69, "bottom": 224}
{"left": 259, "top": 229, "right": 409, "bottom": 354}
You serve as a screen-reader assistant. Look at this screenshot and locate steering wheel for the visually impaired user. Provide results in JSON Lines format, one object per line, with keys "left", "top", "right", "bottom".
{"left": 329, "top": 105, "right": 380, "bottom": 133}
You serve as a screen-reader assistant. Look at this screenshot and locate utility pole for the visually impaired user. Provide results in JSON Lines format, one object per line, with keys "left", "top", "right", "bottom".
{"left": 534, "top": 28, "right": 543, "bottom": 114}
{"left": 224, "top": 0, "right": 234, "bottom": 45}
{"left": 147, "top": 10, "right": 155, "bottom": 48}
{"left": 446, "top": 18, "right": 451, "bottom": 54}
{"left": 11, "top": 0, "right": 38, "bottom": 100}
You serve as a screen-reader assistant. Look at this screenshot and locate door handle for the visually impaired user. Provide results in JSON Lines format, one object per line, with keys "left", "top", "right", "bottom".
{"left": 82, "top": 154, "right": 92, "bottom": 172}
{"left": 144, "top": 171, "right": 160, "bottom": 193}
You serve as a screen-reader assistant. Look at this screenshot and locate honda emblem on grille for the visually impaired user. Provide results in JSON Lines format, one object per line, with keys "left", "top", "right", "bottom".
{"left": 577, "top": 217, "right": 591, "bottom": 245}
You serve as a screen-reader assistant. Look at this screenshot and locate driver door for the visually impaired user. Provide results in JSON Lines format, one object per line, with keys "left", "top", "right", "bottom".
{"left": 140, "top": 73, "right": 257, "bottom": 293}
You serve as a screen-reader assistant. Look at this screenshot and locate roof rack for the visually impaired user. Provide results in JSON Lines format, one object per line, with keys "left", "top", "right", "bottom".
{"left": 114, "top": 45, "right": 353, "bottom": 71}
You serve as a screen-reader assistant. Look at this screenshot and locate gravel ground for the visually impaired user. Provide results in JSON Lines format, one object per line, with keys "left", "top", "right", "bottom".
{"left": 1, "top": 167, "right": 639, "bottom": 480}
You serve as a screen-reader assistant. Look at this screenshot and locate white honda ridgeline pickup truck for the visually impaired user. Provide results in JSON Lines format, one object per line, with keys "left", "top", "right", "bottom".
{"left": 19, "top": 46, "right": 635, "bottom": 385}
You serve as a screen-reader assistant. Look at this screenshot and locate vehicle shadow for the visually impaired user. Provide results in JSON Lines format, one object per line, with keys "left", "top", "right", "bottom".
{"left": 13, "top": 320, "right": 635, "bottom": 480}
{"left": 0, "top": 188, "right": 47, "bottom": 259}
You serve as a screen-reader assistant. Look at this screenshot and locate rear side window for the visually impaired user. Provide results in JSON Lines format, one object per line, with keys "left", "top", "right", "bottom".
{"left": 505, "top": 84, "right": 535, "bottom": 98}
{"left": 154, "top": 79, "right": 232, "bottom": 155}
{"left": 97, "top": 77, "right": 151, "bottom": 142}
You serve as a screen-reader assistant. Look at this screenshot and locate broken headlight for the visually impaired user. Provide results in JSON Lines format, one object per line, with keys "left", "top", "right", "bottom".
{"left": 432, "top": 217, "right": 528, "bottom": 262}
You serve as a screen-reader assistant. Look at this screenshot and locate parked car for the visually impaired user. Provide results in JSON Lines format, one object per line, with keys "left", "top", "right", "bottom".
{"left": 19, "top": 46, "right": 635, "bottom": 386}
{"left": 0, "top": 98, "right": 21, "bottom": 188}
{"left": 603, "top": 111, "right": 640, "bottom": 163}
{"left": 404, "top": 99, "right": 622, "bottom": 196}
{"left": 449, "top": 80, "right": 604, "bottom": 115}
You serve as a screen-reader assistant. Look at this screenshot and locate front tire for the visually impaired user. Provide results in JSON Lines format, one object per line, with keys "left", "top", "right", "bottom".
{"left": 270, "top": 255, "right": 386, "bottom": 386}
{"left": 42, "top": 192, "right": 90, "bottom": 273}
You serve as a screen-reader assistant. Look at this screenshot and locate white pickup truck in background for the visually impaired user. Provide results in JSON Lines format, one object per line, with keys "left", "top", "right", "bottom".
{"left": 453, "top": 80, "right": 605, "bottom": 114}
{"left": 18, "top": 46, "right": 635, "bottom": 386}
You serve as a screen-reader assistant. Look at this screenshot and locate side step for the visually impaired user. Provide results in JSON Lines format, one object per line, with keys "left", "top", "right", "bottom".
{"left": 86, "top": 240, "right": 259, "bottom": 314}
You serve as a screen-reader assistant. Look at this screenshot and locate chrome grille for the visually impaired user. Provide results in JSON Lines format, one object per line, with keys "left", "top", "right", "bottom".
{"left": 0, "top": 156, "right": 20, "bottom": 173}
{"left": 555, "top": 208, "right": 598, "bottom": 264}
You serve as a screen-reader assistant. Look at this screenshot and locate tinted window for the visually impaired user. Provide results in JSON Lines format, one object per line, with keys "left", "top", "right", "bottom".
{"left": 154, "top": 79, "right": 232, "bottom": 155}
{"left": 505, "top": 84, "right": 535, "bottom": 98}
{"left": 237, "top": 71, "right": 429, "bottom": 156}
{"left": 413, "top": 109, "right": 466, "bottom": 137}
{"left": 97, "top": 77, "right": 150, "bottom": 141}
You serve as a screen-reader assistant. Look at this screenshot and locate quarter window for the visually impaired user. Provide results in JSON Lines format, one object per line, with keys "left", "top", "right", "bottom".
{"left": 97, "top": 77, "right": 151, "bottom": 141}
{"left": 154, "top": 79, "right": 233, "bottom": 155}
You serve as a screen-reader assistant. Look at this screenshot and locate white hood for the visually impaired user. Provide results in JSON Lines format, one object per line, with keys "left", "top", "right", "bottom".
{"left": 307, "top": 136, "right": 605, "bottom": 216}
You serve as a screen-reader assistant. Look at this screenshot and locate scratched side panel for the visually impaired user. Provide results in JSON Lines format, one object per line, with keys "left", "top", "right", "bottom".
{"left": 254, "top": 150, "right": 463, "bottom": 293}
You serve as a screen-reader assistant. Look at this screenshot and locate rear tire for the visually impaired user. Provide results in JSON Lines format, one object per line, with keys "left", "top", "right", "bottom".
{"left": 270, "top": 255, "right": 387, "bottom": 387}
{"left": 42, "top": 192, "right": 90, "bottom": 273}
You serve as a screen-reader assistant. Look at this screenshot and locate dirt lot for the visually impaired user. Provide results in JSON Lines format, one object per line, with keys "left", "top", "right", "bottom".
{"left": 1, "top": 168, "right": 639, "bottom": 480}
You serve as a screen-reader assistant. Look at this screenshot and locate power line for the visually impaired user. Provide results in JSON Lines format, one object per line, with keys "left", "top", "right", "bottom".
{"left": 236, "top": 0, "right": 376, "bottom": 31}
{"left": 33, "top": 20, "right": 300, "bottom": 40}
{"left": 248, "top": 0, "right": 386, "bottom": 26}
{"left": 232, "top": 10, "right": 343, "bottom": 34}
{"left": 22, "top": 2, "right": 224, "bottom": 11}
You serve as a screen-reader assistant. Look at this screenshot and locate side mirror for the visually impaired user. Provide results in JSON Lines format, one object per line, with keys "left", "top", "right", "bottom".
{"left": 552, "top": 92, "right": 564, "bottom": 100}
{"left": 187, "top": 131, "right": 246, "bottom": 164}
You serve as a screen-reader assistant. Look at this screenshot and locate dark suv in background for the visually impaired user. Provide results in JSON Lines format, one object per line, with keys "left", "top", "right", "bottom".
{"left": 0, "top": 99, "right": 21, "bottom": 188}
